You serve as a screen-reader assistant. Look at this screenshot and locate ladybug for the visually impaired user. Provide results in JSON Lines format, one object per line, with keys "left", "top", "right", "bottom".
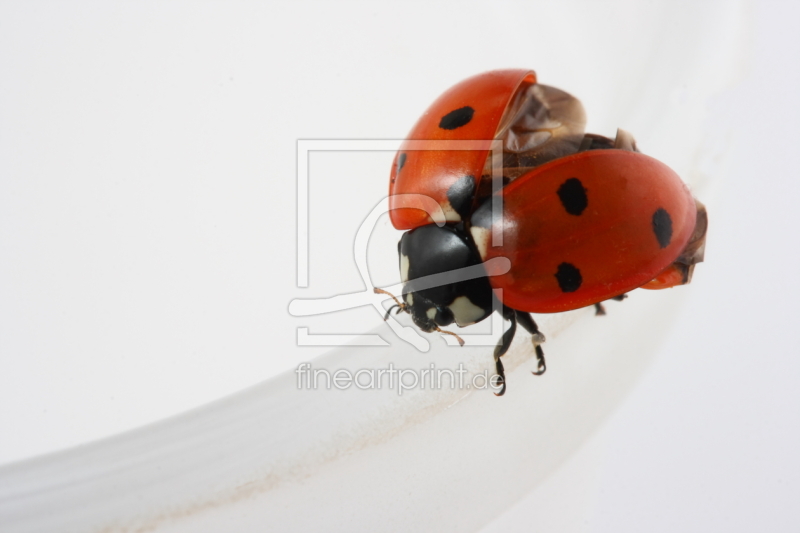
{"left": 380, "top": 69, "right": 707, "bottom": 396}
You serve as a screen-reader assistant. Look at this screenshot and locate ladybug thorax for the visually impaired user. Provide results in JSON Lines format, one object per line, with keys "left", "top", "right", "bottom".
{"left": 399, "top": 224, "right": 493, "bottom": 330}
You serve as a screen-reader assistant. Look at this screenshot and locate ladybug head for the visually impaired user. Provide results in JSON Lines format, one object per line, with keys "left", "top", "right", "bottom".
{"left": 401, "top": 291, "right": 454, "bottom": 333}
{"left": 396, "top": 224, "right": 494, "bottom": 334}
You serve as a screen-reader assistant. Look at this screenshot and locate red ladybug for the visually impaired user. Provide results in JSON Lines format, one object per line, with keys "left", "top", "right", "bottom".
{"left": 382, "top": 69, "right": 707, "bottom": 396}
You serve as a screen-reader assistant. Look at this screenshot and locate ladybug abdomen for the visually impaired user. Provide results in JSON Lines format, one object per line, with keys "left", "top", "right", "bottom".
{"left": 470, "top": 150, "right": 697, "bottom": 313}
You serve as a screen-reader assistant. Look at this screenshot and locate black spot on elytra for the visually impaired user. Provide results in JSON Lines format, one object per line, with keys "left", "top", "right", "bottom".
{"left": 652, "top": 208, "right": 673, "bottom": 248}
{"left": 439, "top": 106, "right": 474, "bottom": 130}
{"left": 446, "top": 175, "right": 476, "bottom": 220}
{"left": 557, "top": 178, "right": 588, "bottom": 216}
{"left": 397, "top": 153, "right": 407, "bottom": 172}
{"left": 555, "top": 262, "right": 582, "bottom": 293}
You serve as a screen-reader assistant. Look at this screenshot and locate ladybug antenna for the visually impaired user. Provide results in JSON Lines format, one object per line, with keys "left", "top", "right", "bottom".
{"left": 373, "top": 288, "right": 464, "bottom": 346}
{"left": 434, "top": 326, "right": 465, "bottom": 347}
{"left": 373, "top": 287, "right": 407, "bottom": 320}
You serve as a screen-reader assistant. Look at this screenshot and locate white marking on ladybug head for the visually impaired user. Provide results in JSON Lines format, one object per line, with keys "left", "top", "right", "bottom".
{"left": 400, "top": 253, "right": 410, "bottom": 283}
{"left": 448, "top": 295, "right": 486, "bottom": 327}
{"left": 469, "top": 226, "right": 491, "bottom": 261}
{"left": 440, "top": 200, "right": 462, "bottom": 223}
{"left": 426, "top": 307, "right": 437, "bottom": 320}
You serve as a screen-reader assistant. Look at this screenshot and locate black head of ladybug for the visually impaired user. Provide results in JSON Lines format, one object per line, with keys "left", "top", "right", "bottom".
{"left": 398, "top": 224, "right": 494, "bottom": 333}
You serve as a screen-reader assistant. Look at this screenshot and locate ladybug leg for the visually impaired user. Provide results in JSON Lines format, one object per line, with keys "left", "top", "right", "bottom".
{"left": 594, "top": 294, "right": 628, "bottom": 316}
{"left": 515, "top": 311, "right": 546, "bottom": 376}
{"left": 384, "top": 304, "right": 400, "bottom": 321}
{"left": 492, "top": 307, "right": 518, "bottom": 397}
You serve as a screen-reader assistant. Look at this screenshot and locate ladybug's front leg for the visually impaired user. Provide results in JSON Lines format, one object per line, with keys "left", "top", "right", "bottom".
{"left": 492, "top": 306, "right": 518, "bottom": 397}
{"left": 515, "top": 311, "right": 546, "bottom": 375}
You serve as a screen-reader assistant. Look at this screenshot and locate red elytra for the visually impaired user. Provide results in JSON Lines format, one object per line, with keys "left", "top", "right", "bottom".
{"left": 472, "top": 150, "right": 698, "bottom": 313}
{"left": 389, "top": 69, "right": 536, "bottom": 230}
{"left": 385, "top": 70, "right": 707, "bottom": 394}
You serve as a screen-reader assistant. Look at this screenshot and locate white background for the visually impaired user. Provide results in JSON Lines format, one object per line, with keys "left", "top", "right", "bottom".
{"left": 1, "top": 1, "right": 799, "bottom": 531}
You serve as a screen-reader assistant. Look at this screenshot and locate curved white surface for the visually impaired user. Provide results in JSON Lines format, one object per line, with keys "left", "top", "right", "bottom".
{"left": 0, "top": 2, "right": 747, "bottom": 532}
{"left": 0, "top": 295, "right": 682, "bottom": 533}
